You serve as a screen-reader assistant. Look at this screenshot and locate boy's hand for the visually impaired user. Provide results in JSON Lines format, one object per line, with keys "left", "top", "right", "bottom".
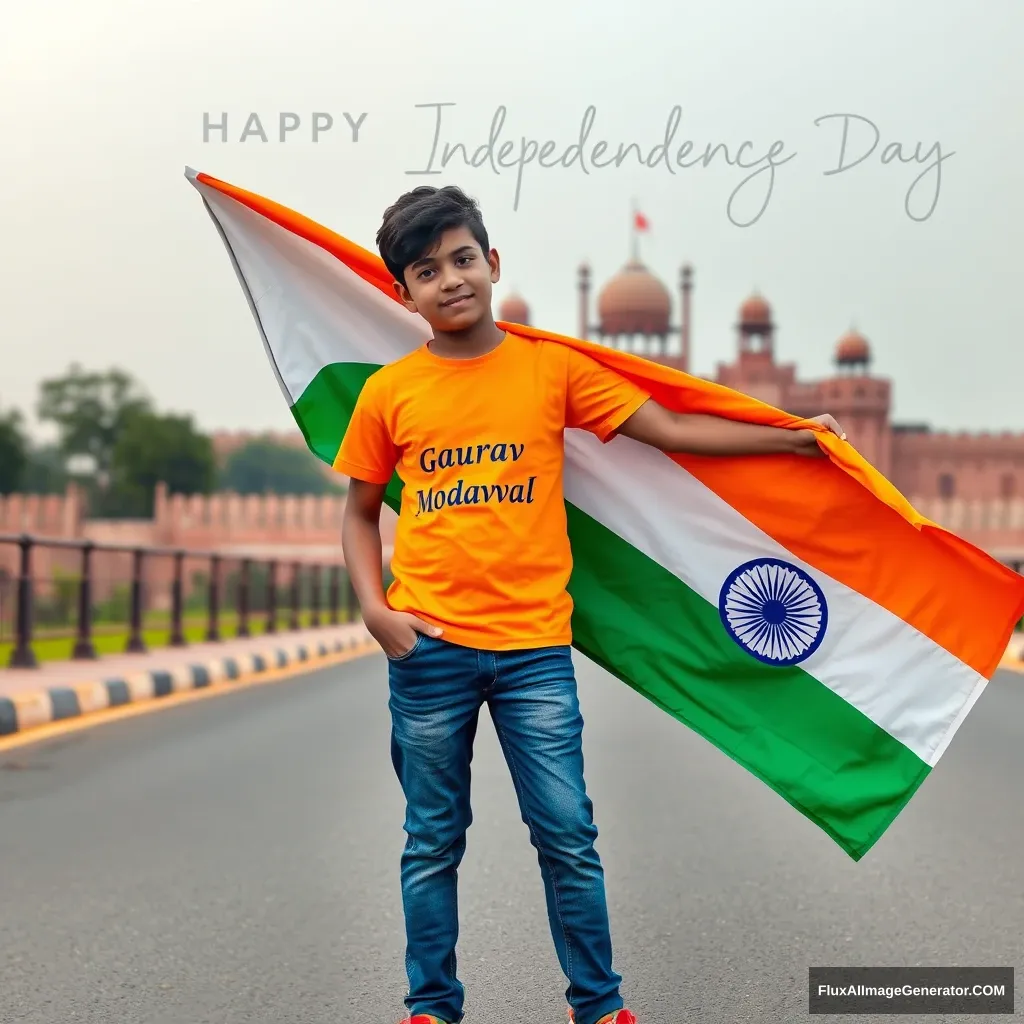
{"left": 792, "top": 414, "right": 846, "bottom": 457}
{"left": 364, "top": 606, "right": 443, "bottom": 659}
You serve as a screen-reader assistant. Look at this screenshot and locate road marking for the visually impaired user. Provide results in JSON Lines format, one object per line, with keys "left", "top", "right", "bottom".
{"left": 0, "top": 642, "right": 382, "bottom": 753}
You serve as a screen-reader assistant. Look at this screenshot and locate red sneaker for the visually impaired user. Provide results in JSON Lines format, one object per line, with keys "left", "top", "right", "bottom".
{"left": 567, "top": 1010, "right": 637, "bottom": 1024}
{"left": 400, "top": 1016, "right": 449, "bottom": 1024}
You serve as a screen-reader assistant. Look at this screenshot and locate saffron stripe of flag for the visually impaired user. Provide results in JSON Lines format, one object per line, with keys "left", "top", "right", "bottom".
{"left": 186, "top": 166, "right": 1024, "bottom": 860}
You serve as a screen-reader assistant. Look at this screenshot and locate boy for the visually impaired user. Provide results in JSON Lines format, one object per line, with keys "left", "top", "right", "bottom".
{"left": 337, "top": 185, "right": 843, "bottom": 1024}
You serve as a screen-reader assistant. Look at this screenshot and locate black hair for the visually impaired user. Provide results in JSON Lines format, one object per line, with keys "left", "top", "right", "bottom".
{"left": 376, "top": 185, "right": 490, "bottom": 284}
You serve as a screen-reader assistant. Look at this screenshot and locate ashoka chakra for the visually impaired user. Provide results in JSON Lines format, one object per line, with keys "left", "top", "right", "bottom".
{"left": 718, "top": 557, "right": 828, "bottom": 666}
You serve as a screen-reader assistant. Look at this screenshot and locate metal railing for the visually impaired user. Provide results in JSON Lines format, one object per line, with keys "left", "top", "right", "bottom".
{"left": 0, "top": 533, "right": 367, "bottom": 669}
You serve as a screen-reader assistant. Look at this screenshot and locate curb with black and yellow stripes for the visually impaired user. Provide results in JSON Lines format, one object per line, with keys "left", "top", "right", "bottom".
{"left": 0, "top": 628, "right": 378, "bottom": 738}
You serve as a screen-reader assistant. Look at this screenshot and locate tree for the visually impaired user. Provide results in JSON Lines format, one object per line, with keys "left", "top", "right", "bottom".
{"left": 218, "top": 439, "right": 343, "bottom": 495}
{"left": 0, "top": 405, "right": 28, "bottom": 494}
{"left": 36, "top": 364, "right": 152, "bottom": 476}
{"left": 103, "top": 409, "right": 215, "bottom": 517}
{"left": 19, "top": 444, "right": 69, "bottom": 495}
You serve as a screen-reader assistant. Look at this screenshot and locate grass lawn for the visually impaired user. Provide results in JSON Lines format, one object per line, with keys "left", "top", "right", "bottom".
{"left": 0, "top": 610, "right": 357, "bottom": 666}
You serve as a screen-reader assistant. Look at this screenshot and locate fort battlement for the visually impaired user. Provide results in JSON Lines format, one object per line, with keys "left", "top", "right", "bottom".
{"left": 0, "top": 486, "right": 86, "bottom": 538}
{"left": 0, "top": 483, "right": 396, "bottom": 595}
{"left": 152, "top": 483, "right": 353, "bottom": 546}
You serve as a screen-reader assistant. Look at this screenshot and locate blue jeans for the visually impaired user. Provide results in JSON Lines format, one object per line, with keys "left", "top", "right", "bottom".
{"left": 386, "top": 633, "right": 624, "bottom": 1024}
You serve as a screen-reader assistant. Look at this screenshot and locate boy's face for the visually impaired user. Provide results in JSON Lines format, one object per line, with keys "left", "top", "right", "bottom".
{"left": 395, "top": 226, "right": 500, "bottom": 331}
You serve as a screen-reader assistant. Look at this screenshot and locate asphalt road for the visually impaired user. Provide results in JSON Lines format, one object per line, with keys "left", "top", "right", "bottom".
{"left": 1, "top": 653, "right": 1021, "bottom": 1024}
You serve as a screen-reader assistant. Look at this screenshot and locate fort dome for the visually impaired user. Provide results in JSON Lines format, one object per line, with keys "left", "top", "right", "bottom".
{"left": 498, "top": 292, "right": 530, "bottom": 325}
{"left": 597, "top": 259, "right": 672, "bottom": 335}
{"left": 739, "top": 292, "right": 772, "bottom": 328}
{"left": 835, "top": 329, "right": 871, "bottom": 366}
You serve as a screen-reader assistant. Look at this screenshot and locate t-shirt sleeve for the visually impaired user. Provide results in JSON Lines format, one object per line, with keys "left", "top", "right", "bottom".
{"left": 564, "top": 347, "right": 650, "bottom": 442}
{"left": 333, "top": 379, "right": 399, "bottom": 485}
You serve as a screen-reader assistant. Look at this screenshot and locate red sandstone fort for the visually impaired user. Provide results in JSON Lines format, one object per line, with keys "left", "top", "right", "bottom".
{"left": 3, "top": 255, "right": 1024, "bottom": 577}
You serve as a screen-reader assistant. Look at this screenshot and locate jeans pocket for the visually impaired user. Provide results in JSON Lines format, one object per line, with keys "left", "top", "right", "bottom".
{"left": 386, "top": 633, "right": 425, "bottom": 663}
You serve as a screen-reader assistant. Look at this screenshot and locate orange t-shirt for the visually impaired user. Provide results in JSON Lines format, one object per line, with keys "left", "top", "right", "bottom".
{"left": 334, "top": 331, "right": 650, "bottom": 651}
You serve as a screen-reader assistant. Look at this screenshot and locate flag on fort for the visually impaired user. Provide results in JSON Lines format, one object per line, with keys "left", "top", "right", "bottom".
{"left": 186, "top": 166, "right": 1024, "bottom": 861}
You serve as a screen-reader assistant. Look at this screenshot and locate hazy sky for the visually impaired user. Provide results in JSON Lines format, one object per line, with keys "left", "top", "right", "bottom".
{"left": 2, "top": 0, "right": 1021, "bottom": 442}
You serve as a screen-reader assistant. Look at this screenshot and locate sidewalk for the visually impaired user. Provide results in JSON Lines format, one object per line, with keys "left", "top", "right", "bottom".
{"left": 0, "top": 622, "right": 378, "bottom": 739}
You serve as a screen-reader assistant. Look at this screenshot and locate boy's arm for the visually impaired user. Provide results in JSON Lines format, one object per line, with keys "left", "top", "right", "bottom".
{"left": 341, "top": 479, "right": 390, "bottom": 620}
{"left": 335, "top": 380, "right": 442, "bottom": 658}
{"left": 342, "top": 479, "right": 443, "bottom": 658}
{"left": 617, "top": 399, "right": 845, "bottom": 457}
{"left": 563, "top": 346, "right": 844, "bottom": 456}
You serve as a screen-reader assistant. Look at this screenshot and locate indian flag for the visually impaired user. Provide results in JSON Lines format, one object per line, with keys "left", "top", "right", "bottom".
{"left": 186, "top": 166, "right": 1024, "bottom": 861}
